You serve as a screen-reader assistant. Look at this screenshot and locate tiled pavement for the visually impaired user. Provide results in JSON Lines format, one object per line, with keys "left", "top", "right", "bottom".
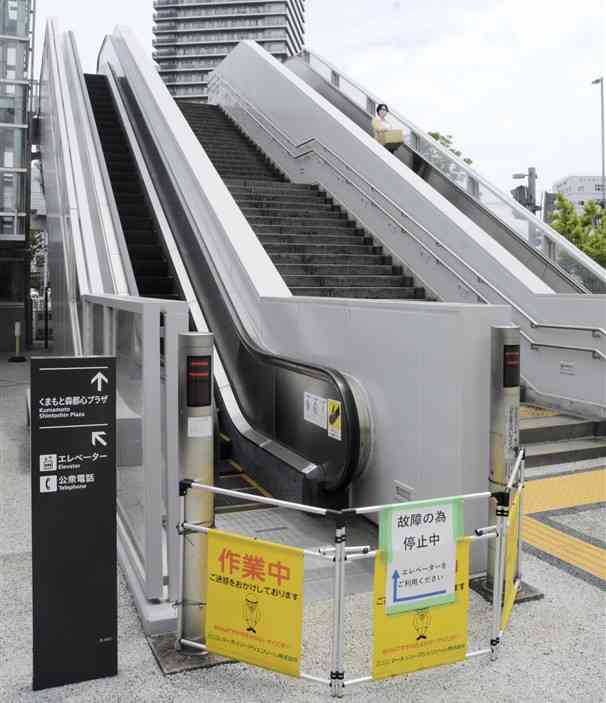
{"left": 1, "top": 355, "right": 604, "bottom": 702}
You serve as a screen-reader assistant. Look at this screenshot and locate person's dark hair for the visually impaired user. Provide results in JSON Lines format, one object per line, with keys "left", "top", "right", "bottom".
{"left": 376, "top": 103, "right": 389, "bottom": 115}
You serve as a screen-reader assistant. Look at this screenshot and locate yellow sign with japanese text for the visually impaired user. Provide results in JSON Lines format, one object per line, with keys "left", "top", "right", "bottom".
{"left": 501, "top": 489, "right": 521, "bottom": 630}
{"left": 327, "top": 399, "right": 342, "bottom": 441}
{"left": 372, "top": 539, "right": 470, "bottom": 679}
{"left": 205, "top": 530, "right": 304, "bottom": 677}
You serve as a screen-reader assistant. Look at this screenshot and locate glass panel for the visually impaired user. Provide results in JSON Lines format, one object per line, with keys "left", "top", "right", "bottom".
{"left": 0, "top": 171, "right": 26, "bottom": 211}
{"left": 0, "top": 41, "right": 28, "bottom": 82}
{"left": 340, "top": 78, "right": 367, "bottom": 113}
{"left": 0, "top": 125, "right": 25, "bottom": 168}
{"left": 116, "top": 309, "right": 146, "bottom": 564}
{"left": 0, "top": 0, "right": 29, "bottom": 38}
{"left": 0, "top": 84, "right": 28, "bottom": 124}
{"left": 308, "top": 53, "right": 332, "bottom": 82}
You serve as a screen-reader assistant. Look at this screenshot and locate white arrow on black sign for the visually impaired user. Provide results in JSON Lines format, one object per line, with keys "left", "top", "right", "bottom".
{"left": 90, "top": 372, "right": 109, "bottom": 393}
{"left": 91, "top": 431, "right": 108, "bottom": 447}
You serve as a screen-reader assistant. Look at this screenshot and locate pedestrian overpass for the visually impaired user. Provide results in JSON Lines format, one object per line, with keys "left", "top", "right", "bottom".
{"left": 39, "top": 20, "right": 605, "bottom": 630}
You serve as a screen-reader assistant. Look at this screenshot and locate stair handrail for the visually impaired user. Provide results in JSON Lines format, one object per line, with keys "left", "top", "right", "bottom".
{"left": 296, "top": 49, "right": 606, "bottom": 294}
{"left": 211, "top": 76, "right": 606, "bottom": 360}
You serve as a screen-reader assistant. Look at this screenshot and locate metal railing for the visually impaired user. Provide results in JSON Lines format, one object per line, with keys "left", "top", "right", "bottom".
{"left": 210, "top": 76, "right": 605, "bottom": 363}
{"left": 298, "top": 49, "right": 606, "bottom": 295}
{"left": 177, "top": 471, "right": 523, "bottom": 698}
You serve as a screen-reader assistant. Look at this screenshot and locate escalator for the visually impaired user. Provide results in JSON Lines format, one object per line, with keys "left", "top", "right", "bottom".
{"left": 179, "top": 103, "right": 427, "bottom": 299}
{"left": 85, "top": 75, "right": 180, "bottom": 301}
{"left": 84, "top": 73, "right": 365, "bottom": 508}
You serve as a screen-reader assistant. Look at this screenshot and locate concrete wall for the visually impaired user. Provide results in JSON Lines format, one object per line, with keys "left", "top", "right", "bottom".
{"left": 210, "top": 41, "right": 606, "bottom": 419}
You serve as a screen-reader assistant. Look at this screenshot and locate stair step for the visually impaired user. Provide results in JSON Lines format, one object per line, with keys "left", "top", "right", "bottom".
{"left": 271, "top": 253, "right": 393, "bottom": 265}
{"left": 276, "top": 264, "right": 401, "bottom": 276}
{"left": 233, "top": 194, "right": 331, "bottom": 208}
{"left": 208, "top": 156, "right": 274, "bottom": 167}
{"left": 132, "top": 259, "right": 170, "bottom": 276}
{"left": 282, "top": 275, "right": 409, "bottom": 287}
{"left": 179, "top": 100, "right": 428, "bottom": 303}
{"left": 121, "top": 215, "right": 154, "bottom": 230}
{"left": 129, "top": 243, "right": 165, "bottom": 258}
{"left": 136, "top": 275, "right": 177, "bottom": 294}
{"left": 251, "top": 228, "right": 364, "bottom": 239}
{"left": 115, "top": 202, "right": 151, "bottom": 216}
{"left": 124, "top": 229, "right": 158, "bottom": 243}
{"left": 246, "top": 215, "right": 351, "bottom": 228}
{"left": 520, "top": 416, "right": 602, "bottom": 444}
{"left": 258, "top": 234, "right": 365, "bottom": 245}
{"left": 263, "top": 243, "right": 382, "bottom": 254}
{"left": 239, "top": 203, "right": 338, "bottom": 215}
{"left": 290, "top": 286, "right": 424, "bottom": 299}
{"left": 226, "top": 180, "right": 317, "bottom": 192}
{"left": 524, "top": 437, "right": 606, "bottom": 467}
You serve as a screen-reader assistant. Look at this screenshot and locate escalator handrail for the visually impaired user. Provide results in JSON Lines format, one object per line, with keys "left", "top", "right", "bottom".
{"left": 212, "top": 76, "right": 606, "bottom": 349}
{"left": 296, "top": 49, "right": 606, "bottom": 291}
{"left": 103, "top": 56, "right": 364, "bottom": 492}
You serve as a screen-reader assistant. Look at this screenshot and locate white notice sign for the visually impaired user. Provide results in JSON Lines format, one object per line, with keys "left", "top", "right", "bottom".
{"left": 379, "top": 499, "right": 463, "bottom": 613}
{"left": 303, "top": 392, "right": 327, "bottom": 429}
{"left": 187, "top": 416, "right": 213, "bottom": 438}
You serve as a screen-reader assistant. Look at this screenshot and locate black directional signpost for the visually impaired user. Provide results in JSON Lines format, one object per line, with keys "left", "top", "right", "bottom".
{"left": 31, "top": 356, "right": 117, "bottom": 690}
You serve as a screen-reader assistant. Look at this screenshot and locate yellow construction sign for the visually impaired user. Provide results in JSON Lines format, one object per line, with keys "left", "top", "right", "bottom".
{"left": 372, "top": 539, "right": 470, "bottom": 679}
{"left": 205, "top": 530, "right": 304, "bottom": 677}
{"left": 501, "top": 489, "right": 521, "bottom": 630}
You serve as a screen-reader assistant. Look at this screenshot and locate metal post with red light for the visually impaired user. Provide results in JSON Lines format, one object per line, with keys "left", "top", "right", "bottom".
{"left": 176, "top": 332, "right": 214, "bottom": 653}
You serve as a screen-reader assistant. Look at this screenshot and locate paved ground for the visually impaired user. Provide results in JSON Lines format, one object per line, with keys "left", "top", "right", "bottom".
{"left": 1, "top": 354, "right": 605, "bottom": 703}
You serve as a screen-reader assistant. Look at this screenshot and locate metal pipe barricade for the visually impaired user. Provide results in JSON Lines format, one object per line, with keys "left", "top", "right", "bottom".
{"left": 176, "top": 472, "right": 526, "bottom": 698}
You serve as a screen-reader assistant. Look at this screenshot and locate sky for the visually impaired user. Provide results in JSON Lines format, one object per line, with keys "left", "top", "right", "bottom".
{"left": 35, "top": 0, "right": 605, "bottom": 197}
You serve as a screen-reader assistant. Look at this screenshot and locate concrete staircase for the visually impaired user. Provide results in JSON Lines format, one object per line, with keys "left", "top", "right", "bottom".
{"left": 179, "top": 102, "right": 427, "bottom": 300}
{"left": 520, "top": 408, "right": 606, "bottom": 467}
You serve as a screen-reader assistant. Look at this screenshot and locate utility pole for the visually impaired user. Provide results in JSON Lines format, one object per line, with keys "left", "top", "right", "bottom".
{"left": 592, "top": 77, "right": 605, "bottom": 208}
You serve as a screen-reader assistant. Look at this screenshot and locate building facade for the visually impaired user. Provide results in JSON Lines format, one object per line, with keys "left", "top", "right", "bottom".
{"left": 153, "top": 0, "right": 305, "bottom": 101}
{"left": 0, "top": 0, "right": 33, "bottom": 349}
{"left": 552, "top": 174, "right": 604, "bottom": 213}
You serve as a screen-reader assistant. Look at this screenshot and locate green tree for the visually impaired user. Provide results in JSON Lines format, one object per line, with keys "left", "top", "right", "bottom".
{"left": 428, "top": 132, "right": 473, "bottom": 165}
{"left": 550, "top": 193, "right": 606, "bottom": 273}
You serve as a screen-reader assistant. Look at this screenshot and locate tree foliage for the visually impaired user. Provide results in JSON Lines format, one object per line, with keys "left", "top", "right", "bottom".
{"left": 424, "top": 132, "right": 473, "bottom": 188}
{"left": 550, "top": 193, "right": 606, "bottom": 269}
{"left": 428, "top": 132, "right": 473, "bottom": 165}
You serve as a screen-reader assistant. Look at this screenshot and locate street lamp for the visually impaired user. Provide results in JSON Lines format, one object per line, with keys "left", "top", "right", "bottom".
{"left": 511, "top": 168, "right": 540, "bottom": 214}
{"left": 511, "top": 168, "right": 542, "bottom": 249}
{"left": 592, "top": 77, "right": 605, "bottom": 208}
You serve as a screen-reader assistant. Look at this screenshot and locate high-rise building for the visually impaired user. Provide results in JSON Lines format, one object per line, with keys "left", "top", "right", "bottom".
{"left": 0, "top": 0, "right": 34, "bottom": 350}
{"left": 153, "top": 0, "right": 305, "bottom": 102}
{"left": 552, "top": 174, "right": 604, "bottom": 213}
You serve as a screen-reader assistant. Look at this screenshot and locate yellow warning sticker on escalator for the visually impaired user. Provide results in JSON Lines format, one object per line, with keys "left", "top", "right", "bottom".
{"left": 327, "top": 399, "right": 342, "bottom": 441}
